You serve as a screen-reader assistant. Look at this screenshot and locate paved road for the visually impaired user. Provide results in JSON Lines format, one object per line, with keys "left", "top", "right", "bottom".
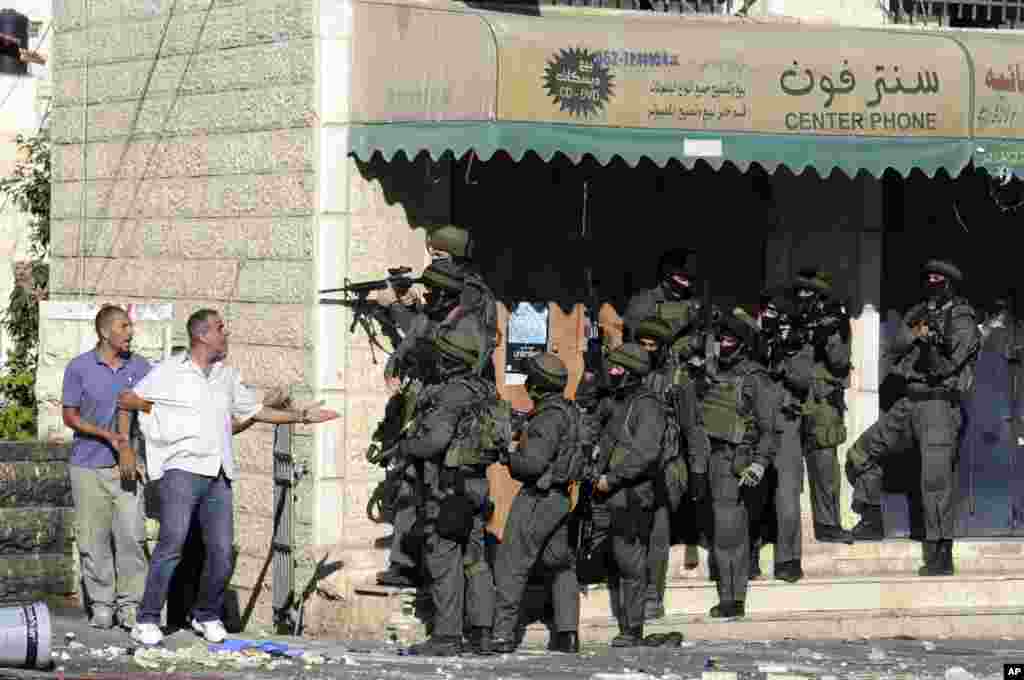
{"left": 2, "top": 607, "right": 1019, "bottom": 680}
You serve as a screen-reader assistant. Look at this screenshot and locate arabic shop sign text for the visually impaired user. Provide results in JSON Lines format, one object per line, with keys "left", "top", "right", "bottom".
{"left": 779, "top": 61, "right": 941, "bottom": 108}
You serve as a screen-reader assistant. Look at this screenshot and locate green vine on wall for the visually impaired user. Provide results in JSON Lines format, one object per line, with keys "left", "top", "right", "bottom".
{"left": 0, "top": 133, "right": 51, "bottom": 440}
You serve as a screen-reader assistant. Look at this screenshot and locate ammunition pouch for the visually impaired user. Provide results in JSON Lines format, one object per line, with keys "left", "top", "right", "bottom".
{"left": 656, "top": 300, "right": 694, "bottom": 329}
{"left": 730, "top": 450, "right": 754, "bottom": 478}
{"left": 436, "top": 493, "right": 477, "bottom": 543}
{"left": 701, "top": 375, "right": 750, "bottom": 445}
{"left": 802, "top": 397, "right": 848, "bottom": 449}
{"left": 607, "top": 444, "right": 629, "bottom": 472}
{"left": 402, "top": 516, "right": 429, "bottom": 560}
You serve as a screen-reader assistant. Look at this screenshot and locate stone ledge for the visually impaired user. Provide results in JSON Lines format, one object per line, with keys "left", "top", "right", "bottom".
{"left": 556, "top": 606, "right": 1024, "bottom": 644}
{"left": 0, "top": 442, "right": 71, "bottom": 463}
{"left": 0, "top": 462, "right": 73, "bottom": 509}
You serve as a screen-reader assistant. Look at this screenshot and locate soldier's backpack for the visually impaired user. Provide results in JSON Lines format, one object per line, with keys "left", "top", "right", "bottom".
{"left": 532, "top": 398, "right": 588, "bottom": 488}
{"left": 624, "top": 391, "right": 686, "bottom": 512}
{"left": 444, "top": 377, "right": 513, "bottom": 468}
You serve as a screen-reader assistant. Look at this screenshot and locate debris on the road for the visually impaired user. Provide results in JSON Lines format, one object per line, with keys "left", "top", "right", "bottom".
{"left": 89, "top": 645, "right": 129, "bottom": 660}
{"left": 133, "top": 643, "right": 315, "bottom": 671}
{"left": 757, "top": 664, "right": 789, "bottom": 672}
{"left": 67, "top": 641, "right": 85, "bottom": 650}
{"left": 868, "top": 647, "right": 887, "bottom": 661}
{"left": 945, "top": 667, "right": 975, "bottom": 680}
{"left": 923, "top": 641, "right": 937, "bottom": 651}
{"left": 64, "top": 632, "right": 76, "bottom": 641}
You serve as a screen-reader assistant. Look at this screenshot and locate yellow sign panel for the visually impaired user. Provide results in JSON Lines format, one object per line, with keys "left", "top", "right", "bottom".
{"left": 350, "top": 3, "right": 497, "bottom": 123}
{"left": 956, "top": 32, "right": 1024, "bottom": 141}
{"left": 491, "top": 16, "right": 971, "bottom": 138}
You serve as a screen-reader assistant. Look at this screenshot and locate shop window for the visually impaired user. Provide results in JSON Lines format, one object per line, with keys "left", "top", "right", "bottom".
{"left": 889, "top": 1, "right": 1024, "bottom": 27}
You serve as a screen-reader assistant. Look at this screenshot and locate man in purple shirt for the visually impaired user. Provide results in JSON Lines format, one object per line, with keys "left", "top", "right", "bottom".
{"left": 62, "top": 305, "right": 152, "bottom": 630}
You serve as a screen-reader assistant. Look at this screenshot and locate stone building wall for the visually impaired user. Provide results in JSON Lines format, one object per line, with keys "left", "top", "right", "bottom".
{"left": 0, "top": 442, "right": 75, "bottom": 604}
{"left": 45, "top": 0, "right": 318, "bottom": 626}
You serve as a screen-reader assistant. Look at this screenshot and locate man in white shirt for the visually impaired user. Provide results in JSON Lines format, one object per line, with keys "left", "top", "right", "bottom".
{"left": 116, "top": 309, "right": 338, "bottom": 646}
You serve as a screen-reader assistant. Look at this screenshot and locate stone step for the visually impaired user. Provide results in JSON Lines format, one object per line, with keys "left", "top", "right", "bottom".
{"left": 667, "top": 540, "right": 1024, "bottom": 580}
{"left": 351, "top": 574, "right": 1024, "bottom": 644}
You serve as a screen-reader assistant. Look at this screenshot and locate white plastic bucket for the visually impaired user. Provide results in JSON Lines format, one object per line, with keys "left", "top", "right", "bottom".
{"left": 0, "top": 602, "right": 52, "bottom": 669}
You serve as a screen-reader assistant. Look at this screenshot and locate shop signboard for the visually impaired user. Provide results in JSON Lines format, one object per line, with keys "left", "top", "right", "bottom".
{"left": 491, "top": 17, "right": 971, "bottom": 140}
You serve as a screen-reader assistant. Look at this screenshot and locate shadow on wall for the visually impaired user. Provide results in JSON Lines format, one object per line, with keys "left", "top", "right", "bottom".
{"left": 353, "top": 150, "right": 772, "bottom": 315}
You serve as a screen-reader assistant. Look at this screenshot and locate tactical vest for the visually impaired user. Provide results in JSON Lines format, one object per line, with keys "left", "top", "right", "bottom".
{"left": 440, "top": 377, "right": 511, "bottom": 468}
{"left": 656, "top": 299, "right": 696, "bottom": 332}
{"left": 534, "top": 398, "right": 587, "bottom": 487}
{"left": 701, "top": 370, "right": 754, "bottom": 445}
{"left": 895, "top": 296, "right": 979, "bottom": 392}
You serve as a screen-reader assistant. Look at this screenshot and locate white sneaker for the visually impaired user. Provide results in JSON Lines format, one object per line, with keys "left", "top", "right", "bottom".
{"left": 191, "top": 619, "right": 227, "bottom": 643}
{"left": 130, "top": 623, "right": 163, "bottom": 646}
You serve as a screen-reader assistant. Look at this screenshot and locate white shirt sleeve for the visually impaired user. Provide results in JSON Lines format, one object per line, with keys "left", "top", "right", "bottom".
{"left": 231, "top": 369, "right": 263, "bottom": 422}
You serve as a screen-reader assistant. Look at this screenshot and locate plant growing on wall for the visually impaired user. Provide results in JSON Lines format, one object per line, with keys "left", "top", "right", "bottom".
{"left": 0, "top": 133, "right": 50, "bottom": 440}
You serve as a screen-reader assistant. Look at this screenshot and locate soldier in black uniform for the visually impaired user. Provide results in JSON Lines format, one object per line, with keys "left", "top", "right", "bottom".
{"left": 845, "top": 260, "right": 980, "bottom": 576}
{"left": 624, "top": 249, "right": 704, "bottom": 359}
{"left": 425, "top": 225, "right": 499, "bottom": 379}
{"left": 376, "top": 259, "right": 472, "bottom": 588}
{"left": 590, "top": 343, "right": 667, "bottom": 647}
{"left": 492, "top": 353, "right": 582, "bottom": 654}
{"left": 396, "top": 328, "right": 497, "bottom": 656}
{"left": 623, "top": 250, "right": 706, "bottom": 579}
{"left": 755, "top": 293, "right": 815, "bottom": 583}
{"left": 633, "top": 317, "right": 708, "bottom": 633}
{"left": 696, "top": 310, "right": 779, "bottom": 618}
{"left": 791, "top": 268, "right": 855, "bottom": 545}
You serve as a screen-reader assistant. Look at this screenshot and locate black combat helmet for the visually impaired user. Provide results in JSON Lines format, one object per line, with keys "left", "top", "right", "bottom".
{"left": 607, "top": 342, "right": 652, "bottom": 377}
{"left": 524, "top": 352, "right": 569, "bottom": 392}
{"left": 427, "top": 225, "right": 473, "bottom": 260}
{"left": 433, "top": 328, "right": 480, "bottom": 373}
{"left": 716, "top": 308, "right": 757, "bottom": 364}
{"left": 922, "top": 258, "right": 962, "bottom": 305}
{"left": 635, "top": 316, "right": 674, "bottom": 346}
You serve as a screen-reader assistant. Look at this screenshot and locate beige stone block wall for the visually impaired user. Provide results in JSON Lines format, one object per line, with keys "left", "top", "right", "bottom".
{"left": 48, "top": 0, "right": 317, "bottom": 626}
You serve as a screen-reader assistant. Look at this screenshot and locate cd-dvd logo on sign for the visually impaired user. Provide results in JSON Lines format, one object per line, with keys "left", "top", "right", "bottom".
{"left": 543, "top": 47, "right": 614, "bottom": 119}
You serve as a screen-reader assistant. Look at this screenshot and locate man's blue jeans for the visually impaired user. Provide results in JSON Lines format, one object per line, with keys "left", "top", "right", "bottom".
{"left": 139, "top": 469, "right": 234, "bottom": 626}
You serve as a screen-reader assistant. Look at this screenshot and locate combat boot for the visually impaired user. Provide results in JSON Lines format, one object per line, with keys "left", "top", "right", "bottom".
{"left": 645, "top": 560, "right": 668, "bottom": 619}
{"left": 851, "top": 505, "right": 884, "bottom": 541}
{"left": 550, "top": 631, "right": 579, "bottom": 654}
{"left": 491, "top": 637, "right": 517, "bottom": 654}
{"left": 941, "top": 540, "right": 955, "bottom": 574}
{"left": 610, "top": 627, "right": 644, "bottom": 647}
{"left": 376, "top": 566, "right": 419, "bottom": 588}
{"left": 407, "top": 636, "right": 462, "bottom": 656}
{"left": 749, "top": 541, "right": 763, "bottom": 580}
{"left": 919, "top": 540, "right": 954, "bottom": 576}
{"left": 814, "top": 523, "right": 855, "bottom": 544}
{"left": 466, "top": 627, "right": 495, "bottom": 655}
{"left": 774, "top": 560, "right": 804, "bottom": 583}
{"left": 709, "top": 601, "right": 745, "bottom": 619}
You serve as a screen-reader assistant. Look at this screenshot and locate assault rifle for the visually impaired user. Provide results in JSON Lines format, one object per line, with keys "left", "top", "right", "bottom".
{"left": 319, "top": 267, "right": 416, "bottom": 364}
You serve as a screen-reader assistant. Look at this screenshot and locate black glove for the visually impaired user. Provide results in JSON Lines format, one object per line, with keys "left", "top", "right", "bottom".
{"left": 691, "top": 472, "right": 709, "bottom": 503}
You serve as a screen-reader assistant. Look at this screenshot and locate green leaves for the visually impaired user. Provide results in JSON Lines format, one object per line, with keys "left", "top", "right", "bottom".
{"left": 0, "top": 132, "right": 50, "bottom": 440}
